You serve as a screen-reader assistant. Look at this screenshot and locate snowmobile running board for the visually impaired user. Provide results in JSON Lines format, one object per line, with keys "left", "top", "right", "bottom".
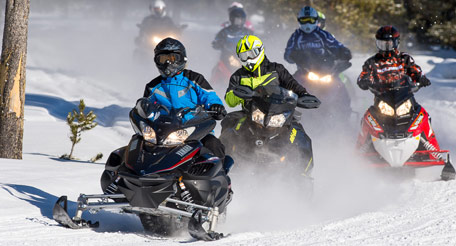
{"left": 53, "top": 193, "right": 223, "bottom": 240}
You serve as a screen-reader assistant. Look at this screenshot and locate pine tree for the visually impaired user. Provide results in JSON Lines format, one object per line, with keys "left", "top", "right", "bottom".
{"left": 61, "top": 99, "right": 97, "bottom": 160}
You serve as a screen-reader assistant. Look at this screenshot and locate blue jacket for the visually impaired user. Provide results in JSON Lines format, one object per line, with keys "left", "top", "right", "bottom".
{"left": 284, "top": 27, "right": 351, "bottom": 67}
{"left": 147, "top": 72, "right": 223, "bottom": 121}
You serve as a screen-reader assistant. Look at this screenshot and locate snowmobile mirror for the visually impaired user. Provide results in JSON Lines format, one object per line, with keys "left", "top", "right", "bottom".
{"left": 297, "top": 95, "right": 321, "bottom": 109}
{"left": 233, "top": 85, "right": 254, "bottom": 99}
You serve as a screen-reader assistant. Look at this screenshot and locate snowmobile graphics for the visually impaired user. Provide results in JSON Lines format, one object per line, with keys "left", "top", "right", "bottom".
{"left": 53, "top": 105, "right": 233, "bottom": 241}
{"left": 357, "top": 76, "right": 455, "bottom": 180}
{"left": 220, "top": 85, "right": 320, "bottom": 176}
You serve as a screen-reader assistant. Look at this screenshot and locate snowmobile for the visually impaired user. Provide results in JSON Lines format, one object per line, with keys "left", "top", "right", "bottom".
{"left": 210, "top": 32, "right": 245, "bottom": 85}
{"left": 219, "top": 84, "right": 320, "bottom": 179}
{"left": 53, "top": 103, "right": 234, "bottom": 241}
{"left": 133, "top": 23, "right": 187, "bottom": 64}
{"left": 294, "top": 59, "right": 353, "bottom": 125}
{"left": 357, "top": 76, "right": 455, "bottom": 180}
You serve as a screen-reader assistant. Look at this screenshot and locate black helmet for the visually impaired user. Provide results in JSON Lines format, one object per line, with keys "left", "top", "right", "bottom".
{"left": 154, "top": 38, "right": 187, "bottom": 77}
{"left": 229, "top": 7, "right": 246, "bottom": 28}
{"left": 375, "top": 25, "right": 400, "bottom": 51}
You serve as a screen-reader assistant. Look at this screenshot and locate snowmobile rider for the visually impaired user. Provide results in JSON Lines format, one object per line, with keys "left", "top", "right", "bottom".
{"left": 224, "top": 35, "right": 318, "bottom": 172}
{"left": 220, "top": 2, "right": 254, "bottom": 31}
{"left": 141, "top": 38, "right": 227, "bottom": 159}
{"left": 356, "top": 25, "right": 438, "bottom": 151}
{"left": 212, "top": 7, "right": 254, "bottom": 60}
{"left": 284, "top": 6, "right": 351, "bottom": 70}
{"left": 136, "top": 0, "right": 179, "bottom": 40}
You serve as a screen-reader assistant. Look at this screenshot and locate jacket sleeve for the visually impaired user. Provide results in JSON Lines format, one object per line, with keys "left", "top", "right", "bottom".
{"left": 224, "top": 72, "right": 244, "bottom": 107}
{"left": 276, "top": 63, "right": 308, "bottom": 96}
{"left": 190, "top": 81, "right": 223, "bottom": 109}
{"left": 357, "top": 59, "right": 374, "bottom": 90}
{"left": 212, "top": 29, "right": 226, "bottom": 50}
{"left": 320, "top": 30, "right": 351, "bottom": 60}
{"left": 143, "top": 76, "right": 162, "bottom": 97}
{"left": 402, "top": 53, "right": 423, "bottom": 83}
{"left": 284, "top": 31, "right": 299, "bottom": 64}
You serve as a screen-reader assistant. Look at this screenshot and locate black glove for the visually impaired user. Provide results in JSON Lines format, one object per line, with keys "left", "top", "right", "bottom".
{"left": 135, "top": 97, "right": 158, "bottom": 118}
{"left": 209, "top": 104, "right": 227, "bottom": 120}
{"left": 338, "top": 47, "right": 352, "bottom": 60}
{"left": 418, "top": 76, "right": 431, "bottom": 87}
{"left": 357, "top": 78, "right": 371, "bottom": 90}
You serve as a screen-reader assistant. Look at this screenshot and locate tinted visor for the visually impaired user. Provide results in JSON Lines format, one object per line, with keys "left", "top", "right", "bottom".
{"left": 376, "top": 39, "right": 395, "bottom": 51}
{"left": 155, "top": 53, "right": 182, "bottom": 65}
{"left": 298, "top": 17, "right": 317, "bottom": 24}
{"left": 238, "top": 47, "right": 261, "bottom": 62}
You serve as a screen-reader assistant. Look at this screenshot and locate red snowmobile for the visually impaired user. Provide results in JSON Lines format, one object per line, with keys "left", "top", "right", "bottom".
{"left": 356, "top": 76, "right": 455, "bottom": 180}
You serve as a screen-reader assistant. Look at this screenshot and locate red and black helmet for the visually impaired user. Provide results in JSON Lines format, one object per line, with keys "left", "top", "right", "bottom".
{"left": 375, "top": 25, "right": 400, "bottom": 51}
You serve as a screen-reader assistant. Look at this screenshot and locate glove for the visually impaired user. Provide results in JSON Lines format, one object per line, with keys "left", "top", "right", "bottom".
{"left": 209, "top": 104, "right": 227, "bottom": 120}
{"left": 418, "top": 76, "right": 431, "bottom": 87}
{"left": 357, "top": 78, "right": 371, "bottom": 90}
{"left": 135, "top": 97, "right": 158, "bottom": 119}
{"left": 338, "top": 47, "right": 352, "bottom": 60}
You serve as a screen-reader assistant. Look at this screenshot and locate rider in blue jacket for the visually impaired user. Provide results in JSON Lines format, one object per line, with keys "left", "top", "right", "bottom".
{"left": 142, "top": 38, "right": 227, "bottom": 158}
{"left": 284, "top": 6, "right": 351, "bottom": 69}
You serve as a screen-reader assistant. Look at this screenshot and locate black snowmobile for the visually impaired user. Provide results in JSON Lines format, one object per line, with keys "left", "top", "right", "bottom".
{"left": 220, "top": 85, "right": 320, "bottom": 178}
{"left": 53, "top": 101, "right": 233, "bottom": 241}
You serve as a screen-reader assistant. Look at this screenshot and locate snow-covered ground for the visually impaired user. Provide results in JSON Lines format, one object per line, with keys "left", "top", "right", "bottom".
{"left": 1, "top": 7, "right": 456, "bottom": 246}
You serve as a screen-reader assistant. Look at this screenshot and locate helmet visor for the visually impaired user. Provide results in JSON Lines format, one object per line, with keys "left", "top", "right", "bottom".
{"left": 298, "top": 17, "right": 317, "bottom": 24}
{"left": 238, "top": 47, "right": 261, "bottom": 62}
{"left": 155, "top": 53, "right": 182, "bottom": 65}
{"left": 376, "top": 39, "right": 395, "bottom": 51}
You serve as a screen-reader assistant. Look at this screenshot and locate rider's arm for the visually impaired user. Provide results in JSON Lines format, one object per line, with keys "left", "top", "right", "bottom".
{"left": 284, "top": 30, "right": 299, "bottom": 64}
{"left": 276, "top": 63, "right": 308, "bottom": 96}
{"left": 320, "top": 30, "right": 352, "bottom": 61}
{"left": 224, "top": 73, "right": 244, "bottom": 107}
{"left": 190, "top": 80, "right": 223, "bottom": 109}
{"left": 403, "top": 53, "right": 431, "bottom": 87}
{"left": 357, "top": 60, "right": 374, "bottom": 90}
{"left": 212, "top": 29, "right": 226, "bottom": 50}
{"left": 143, "top": 76, "right": 162, "bottom": 97}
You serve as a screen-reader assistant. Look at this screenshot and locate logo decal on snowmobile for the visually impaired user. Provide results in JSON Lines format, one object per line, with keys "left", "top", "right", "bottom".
{"left": 176, "top": 145, "right": 193, "bottom": 157}
{"left": 409, "top": 112, "right": 424, "bottom": 131}
{"left": 290, "top": 128, "right": 297, "bottom": 143}
{"left": 367, "top": 113, "right": 383, "bottom": 132}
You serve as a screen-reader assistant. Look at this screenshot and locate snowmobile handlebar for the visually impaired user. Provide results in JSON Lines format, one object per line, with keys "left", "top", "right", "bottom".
{"left": 369, "top": 75, "right": 419, "bottom": 96}
{"left": 233, "top": 85, "right": 255, "bottom": 99}
{"left": 297, "top": 94, "right": 321, "bottom": 109}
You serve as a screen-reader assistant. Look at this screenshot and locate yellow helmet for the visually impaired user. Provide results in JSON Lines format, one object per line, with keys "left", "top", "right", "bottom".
{"left": 236, "top": 35, "right": 265, "bottom": 72}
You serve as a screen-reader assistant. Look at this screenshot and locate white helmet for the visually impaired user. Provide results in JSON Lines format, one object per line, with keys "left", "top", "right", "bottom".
{"left": 152, "top": 0, "right": 166, "bottom": 17}
{"left": 297, "top": 6, "right": 319, "bottom": 34}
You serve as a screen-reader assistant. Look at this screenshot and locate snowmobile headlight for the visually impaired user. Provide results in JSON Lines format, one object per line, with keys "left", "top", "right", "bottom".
{"left": 308, "top": 72, "right": 320, "bottom": 81}
{"left": 163, "top": 127, "right": 195, "bottom": 145}
{"left": 267, "top": 113, "right": 287, "bottom": 128}
{"left": 378, "top": 101, "right": 394, "bottom": 116}
{"left": 151, "top": 36, "right": 163, "bottom": 45}
{"left": 396, "top": 99, "right": 412, "bottom": 116}
{"left": 252, "top": 108, "right": 265, "bottom": 126}
{"left": 320, "top": 75, "right": 332, "bottom": 83}
{"left": 140, "top": 121, "right": 157, "bottom": 144}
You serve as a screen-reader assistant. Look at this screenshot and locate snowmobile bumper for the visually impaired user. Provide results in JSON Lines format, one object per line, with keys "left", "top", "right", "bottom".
{"left": 52, "top": 193, "right": 225, "bottom": 241}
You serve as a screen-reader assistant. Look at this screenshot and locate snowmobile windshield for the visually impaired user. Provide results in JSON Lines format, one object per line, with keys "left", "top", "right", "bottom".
{"left": 252, "top": 86, "right": 297, "bottom": 117}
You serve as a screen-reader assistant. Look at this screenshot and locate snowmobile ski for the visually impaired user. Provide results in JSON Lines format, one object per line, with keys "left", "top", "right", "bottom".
{"left": 52, "top": 196, "right": 99, "bottom": 229}
{"left": 441, "top": 156, "right": 455, "bottom": 181}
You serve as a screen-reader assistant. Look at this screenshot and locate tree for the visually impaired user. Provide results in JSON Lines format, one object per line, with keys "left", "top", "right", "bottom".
{"left": 61, "top": 99, "right": 98, "bottom": 160}
{"left": 0, "top": 0, "right": 30, "bottom": 159}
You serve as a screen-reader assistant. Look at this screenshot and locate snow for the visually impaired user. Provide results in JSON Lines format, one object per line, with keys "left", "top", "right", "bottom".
{"left": 1, "top": 7, "right": 456, "bottom": 246}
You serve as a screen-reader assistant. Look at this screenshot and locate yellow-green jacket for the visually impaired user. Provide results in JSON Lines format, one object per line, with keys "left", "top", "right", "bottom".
{"left": 225, "top": 57, "right": 308, "bottom": 108}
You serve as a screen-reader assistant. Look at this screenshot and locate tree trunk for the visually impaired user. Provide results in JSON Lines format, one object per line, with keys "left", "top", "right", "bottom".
{"left": 0, "top": 0, "right": 30, "bottom": 159}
